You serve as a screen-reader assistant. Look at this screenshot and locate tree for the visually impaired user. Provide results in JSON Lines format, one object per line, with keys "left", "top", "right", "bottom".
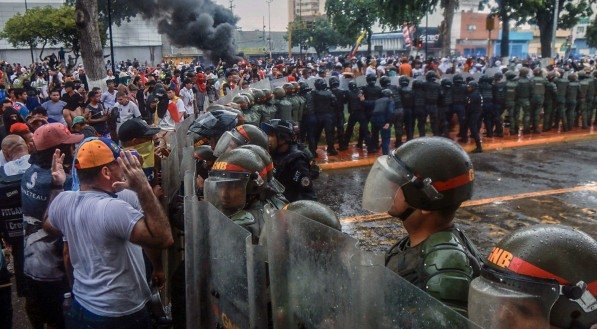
{"left": 75, "top": 0, "right": 106, "bottom": 84}
{"left": 515, "top": 0, "right": 593, "bottom": 57}
{"left": 286, "top": 18, "right": 350, "bottom": 56}
{"left": 0, "top": 6, "right": 79, "bottom": 61}
{"left": 66, "top": 0, "right": 139, "bottom": 34}
{"left": 588, "top": 17, "right": 597, "bottom": 48}
{"left": 325, "top": 0, "right": 379, "bottom": 54}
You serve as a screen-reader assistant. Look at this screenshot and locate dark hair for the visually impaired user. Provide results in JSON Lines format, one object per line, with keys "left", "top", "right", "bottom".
{"left": 13, "top": 88, "right": 26, "bottom": 97}
{"left": 116, "top": 91, "right": 127, "bottom": 98}
{"left": 77, "top": 161, "right": 117, "bottom": 184}
{"left": 64, "top": 81, "right": 75, "bottom": 89}
{"left": 31, "top": 106, "right": 47, "bottom": 116}
{"left": 87, "top": 90, "right": 99, "bottom": 99}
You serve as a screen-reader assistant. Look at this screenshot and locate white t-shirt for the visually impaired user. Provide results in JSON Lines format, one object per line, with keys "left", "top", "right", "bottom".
{"left": 48, "top": 190, "right": 150, "bottom": 317}
{"left": 158, "top": 98, "right": 186, "bottom": 131}
{"left": 101, "top": 90, "right": 117, "bottom": 109}
{"left": 179, "top": 87, "right": 195, "bottom": 114}
{"left": 115, "top": 101, "right": 141, "bottom": 132}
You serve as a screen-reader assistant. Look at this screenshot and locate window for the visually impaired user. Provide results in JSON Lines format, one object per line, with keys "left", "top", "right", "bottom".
{"left": 467, "top": 25, "right": 477, "bottom": 32}
{"left": 577, "top": 26, "right": 585, "bottom": 34}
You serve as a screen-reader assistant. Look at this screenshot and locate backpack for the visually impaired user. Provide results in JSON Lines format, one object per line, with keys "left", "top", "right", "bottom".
{"left": 0, "top": 171, "right": 26, "bottom": 295}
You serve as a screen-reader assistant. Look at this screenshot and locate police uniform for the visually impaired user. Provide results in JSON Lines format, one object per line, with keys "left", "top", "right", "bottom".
{"left": 307, "top": 82, "right": 338, "bottom": 155}
{"left": 272, "top": 144, "right": 317, "bottom": 202}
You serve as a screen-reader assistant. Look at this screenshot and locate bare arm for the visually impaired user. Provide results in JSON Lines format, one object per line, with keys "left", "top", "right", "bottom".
{"left": 63, "top": 242, "right": 74, "bottom": 288}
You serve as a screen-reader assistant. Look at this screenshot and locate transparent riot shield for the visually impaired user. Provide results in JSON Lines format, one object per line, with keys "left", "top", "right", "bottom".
{"left": 185, "top": 200, "right": 268, "bottom": 329}
{"left": 271, "top": 77, "right": 287, "bottom": 89}
{"left": 266, "top": 210, "right": 481, "bottom": 329}
{"left": 251, "top": 78, "right": 272, "bottom": 90}
{"left": 160, "top": 133, "right": 180, "bottom": 205}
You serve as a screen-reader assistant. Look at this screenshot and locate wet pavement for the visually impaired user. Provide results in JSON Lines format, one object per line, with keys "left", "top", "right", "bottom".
{"left": 316, "top": 139, "right": 597, "bottom": 256}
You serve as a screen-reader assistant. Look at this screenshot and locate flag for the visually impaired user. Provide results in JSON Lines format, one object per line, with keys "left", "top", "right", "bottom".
{"left": 349, "top": 31, "right": 367, "bottom": 58}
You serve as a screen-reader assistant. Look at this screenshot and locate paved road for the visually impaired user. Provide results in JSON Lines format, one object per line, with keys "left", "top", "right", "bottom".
{"left": 317, "top": 139, "right": 597, "bottom": 255}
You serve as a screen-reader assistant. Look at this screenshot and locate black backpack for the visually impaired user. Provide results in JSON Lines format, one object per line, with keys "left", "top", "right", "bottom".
{"left": 0, "top": 171, "right": 26, "bottom": 295}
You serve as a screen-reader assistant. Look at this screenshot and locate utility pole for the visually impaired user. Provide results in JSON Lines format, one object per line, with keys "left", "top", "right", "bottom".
{"left": 425, "top": 13, "right": 429, "bottom": 58}
{"left": 299, "top": 0, "right": 303, "bottom": 59}
{"left": 24, "top": 0, "right": 34, "bottom": 64}
{"left": 267, "top": 0, "right": 273, "bottom": 59}
{"left": 229, "top": 0, "right": 235, "bottom": 13}
{"left": 551, "top": 0, "right": 559, "bottom": 58}
{"left": 107, "top": 0, "right": 115, "bottom": 76}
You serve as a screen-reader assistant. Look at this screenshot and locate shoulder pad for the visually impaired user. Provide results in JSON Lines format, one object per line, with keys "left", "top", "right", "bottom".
{"left": 420, "top": 231, "right": 476, "bottom": 304}
{"left": 230, "top": 210, "right": 256, "bottom": 226}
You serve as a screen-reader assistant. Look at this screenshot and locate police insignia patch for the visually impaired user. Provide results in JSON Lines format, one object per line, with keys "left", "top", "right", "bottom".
{"left": 300, "top": 176, "right": 310, "bottom": 187}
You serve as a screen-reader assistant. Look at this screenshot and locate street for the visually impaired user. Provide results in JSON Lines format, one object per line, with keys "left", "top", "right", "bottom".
{"left": 317, "top": 139, "right": 597, "bottom": 255}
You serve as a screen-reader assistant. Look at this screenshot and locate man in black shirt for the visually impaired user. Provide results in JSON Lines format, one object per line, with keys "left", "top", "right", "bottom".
{"left": 61, "top": 81, "right": 84, "bottom": 126}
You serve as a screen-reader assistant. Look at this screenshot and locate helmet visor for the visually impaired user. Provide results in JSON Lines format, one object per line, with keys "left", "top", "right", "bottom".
{"left": 204, "top": 173, "right": 249, "bottom": 216}
{"left": 468, "top": 268, "right": 559, "bottom": 329}
{"left": 213, "top": 131, "right": 243, "bottom": 157}
{"left": 362, "top": 155, "right": 414, "bottom": 213}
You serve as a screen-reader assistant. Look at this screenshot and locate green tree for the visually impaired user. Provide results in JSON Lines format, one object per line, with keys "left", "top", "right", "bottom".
{"left": 287, "top": 18, "right": 350, "bottom": 56}
{"left": 0, "top": 6, "right": 79, "bottom": 61}
{"left": 587, "top": 18, "right": 597, "bottom": 48}
{"left": 66, "top": 0, "right": 138, "bottom": 33}
{"left": 515, "top": 0, "right": 593, "bottom": 57}
{"left": 325, "top": 0, "right": 379, "bottom": 54}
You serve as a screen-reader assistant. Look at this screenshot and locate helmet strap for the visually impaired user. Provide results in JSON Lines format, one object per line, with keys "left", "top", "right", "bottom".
{"left": 396, "top": 207, "right": 416, "bottom": 221}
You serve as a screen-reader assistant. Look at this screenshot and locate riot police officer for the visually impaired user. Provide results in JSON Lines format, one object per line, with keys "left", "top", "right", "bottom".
{"left": 469, "top": 225, "right": 597, "bottom": 329}
{"left": 273, "top": 87, "right": 293, "bottom": 121}
{"left": 578, "top": 71, "right": 591, "bottom": 129}
{"left": 492, "top": 72, "right": 507, "bottom": 137}
{"left": 297, "top": 82, "right": 313, "bottom": 144}
{"left": 515, "top": 67, "right": 533, "bottom": 134}
{"left": 251, "top": 89, "right": 269, "bottom": 122}
{"left": 362, "top": 137, "right": 483, "bottom": 315}
{"left": 566, "top": 73, "right": 581, "bottom": 131}
{"left": 423, "top": 71, "right": 441, "bottom": 136}
{"left": 412, "top": 80, "right": 427, "bottom": 138}
{"left": 479, "top": 75, "right": 495, "bottom": 137}
{"left": 291, "top": 82, "right": 306, "bottom": 127}
{"left": 451, "top": 74, "right": 468, "bottom": 141}
{"left": 329, "top": 76, "right": 347, "bottom": 148}
{"left": 361, "top": 73, "right": 381, "bottom": 149}
{"left": 283, "top": 83, "right": 301, "bottom": 123}
{"left": 380, "top": 76, "right": 405, "bottom": 147}
{"left": 213, "top": 124, "right": 269, "bottom": 157}
{"left": 342, "top": 81, "right": 370, "bottom": 150}
{"left": 232, "top": 94, "right": 262, "bottom": 125}
{"left": 438, "top": 78, "right": 454, "bottom": 138}
{"left": 398, "top": 76, "right": 415, "bottom": 141}
{"left": 370, "top": 89, "right": 396, "bottom": 155}
{"left": 465, "top": 80, "right": 483, "bottom": 153}
{"left": 505, "top": 71, "right": 519, "bottom": 135}
{"left": 543, "top": 71, "right": 558, "bottom": 132}
{"left": 530, "top": 67, "right": 548, "bottom": 133}
{"left": 307, "top": 78, "right": 338, "bottom": 156}
{"left": 261, "top": 89, "right": 279, "bottom": 122}
{"left": 284, "top": 200, "right": 341, "bottom": 231}
{"left": 188, "top": 107, "right": 240, "bottom": 150}
{"left": 554, "top": 69, "right": 569, "bottom": 131}
{"left": 261, "top": 119, "right": 317, "bottom": 202}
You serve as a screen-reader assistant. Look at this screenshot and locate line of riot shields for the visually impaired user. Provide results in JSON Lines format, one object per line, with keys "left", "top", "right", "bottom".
{"left": 156, "top": 114, "right": 481, "bottom": 328}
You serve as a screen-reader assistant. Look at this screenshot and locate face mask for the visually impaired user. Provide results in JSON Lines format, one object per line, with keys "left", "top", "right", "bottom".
{"left": 127, "top": 141, "right": 154, "bottom": 169}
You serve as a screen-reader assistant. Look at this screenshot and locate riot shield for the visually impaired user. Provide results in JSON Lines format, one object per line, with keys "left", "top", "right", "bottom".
{"left": 266, "top": 210, "right": 481, "bottom": 329}
{"left": 185, "top": 200, "right": 268, "bottom": 329}
{"left": 355, "top": 75, "right": 367, "bottom": 87}
{"left": 250, "top": 78, "right": 272, "bottom": 91}
{"left": 161, "top": 133, "right": 180, "bottom": 205}
{"left": 271, "top": 77, "right": 287, "bottom": 89}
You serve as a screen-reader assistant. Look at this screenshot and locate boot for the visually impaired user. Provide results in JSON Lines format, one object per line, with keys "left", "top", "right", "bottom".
{"left": 472, "top": 140, "right": 483, "bottom": 153}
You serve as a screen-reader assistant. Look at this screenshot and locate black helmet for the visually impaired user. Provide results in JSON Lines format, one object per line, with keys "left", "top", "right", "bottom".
{"left": 440, "top": 78, "right": 453, "bottom": 88}
{"left": 366, "top": 73, "right": 377, "bottom": 84}
{"left": 469, "top": 225, "right": 597, "bottom": 329}
{"left": 260, "top": 119, "right": 295, "bottom": 142}
{"left": 362, "top": 137, "right": 474, "bottom": 212}
{"left": 314, "top": 78, "right": 327, "bottom": 91}
{"left": 425, "top": 71, "right": 438, "bottom": 81}
{"left": 348, "top": 81, "right": 358, "bottom": 91}
{"left": 188, "top": 109, "right": 239, "bottom": 138}
{"left": 452, "top": 74, "right": 464, "bottom": 84}
{"left": 283, "top": 83, "right": 295, "bottom": 94}
{"left": 205, "top": 147, "right": 267, "bottom": 215}
{"left": 505, "top": 71, "right": 517, "bottom": 80}
{"left": 399, "top": 76, "right": 410, "bottom": 87}
{"left": 380, "top": 76, "right": 391, "bottom": 88}
{"left": 493, "top": 72, "right": 503, "bottom": 81}
{"left": 284, "top": 200, "right": 341, "bottom": 231}
{"left": 479, "top": 75, "right": 490, "bottom": 83}
{"left": 412, "top": 80, "right": 424, "bottom": 90}
{"left": 213, "top": 124, "right": 269, "bottom": 157}
{"left": 329, "top": 76, "right": 340, "bottom": 88}
{"left": 381, "top": 88, "right": 393, "bottom": 98}
{"left": 467, "top": 80, "right": 479, "bottom": 91}
{"left": 298, "top": 82, "right": 311, "bottom": 94}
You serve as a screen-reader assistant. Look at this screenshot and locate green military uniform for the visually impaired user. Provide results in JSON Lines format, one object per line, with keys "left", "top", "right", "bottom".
{"left": 386, "top": 227, "right": 482, "bottom": 315}
{"left": 578, "top": 71, "right": 591, "bottom": 129}
{"left": 292, "top": 83, "right": 306, "bottom": 125}
{"left": 543, "top": 72, "right": 558, "bottom": 132}
{"left": 515, "top": 68, "right": 533, "bottom": 134}
{"left": 233, "top": 94, "right": 262, "bottom": 125}
{"left": 505, "top": 72, "right": 518, "bottom": 135}
{"left": 590, "top": 72, "right": 597, "bottom": 127}
{"left": 273, "top": 87, "right": 293, "bottom": 121}
{"left": 554, "top": 72, "right": 569, "bottom": 131}
{"left": 566, "top": 74, "right": 580, "bottom": 131}
{"left": 231, "top": 196, "right": 287, "bottom": 244}
{"left": 283, "top": 83, "right": 301, "bottom": 123}
{"left": 260, "top": 89, "right": 278, "bottom": 122}
{"left": 250, "top": 90, "right": 267, "bottom": 125}
{"left": 530, "top": 68, "right": 548, "bottom": 133}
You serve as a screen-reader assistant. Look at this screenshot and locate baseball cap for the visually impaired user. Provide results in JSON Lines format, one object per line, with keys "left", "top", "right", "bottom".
{"left": 118, "top": 118, "right": 161, "bottom": 143}
{"left": 33, "top": 123, "right": 84, "bottom": 151}
{"left": 75, "top": 138, "right": 121, "bottom": 169}
{"left": 71, "top": 116, "right": 85, "bottom": 127}
{"left": 9, "top": 122, "right": 30, "bottom": 134}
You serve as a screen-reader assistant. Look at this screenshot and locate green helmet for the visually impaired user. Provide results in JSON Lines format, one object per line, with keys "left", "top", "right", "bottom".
{"left": 252, "top": 89, "right": 266, "bottom": 103}
{"left": 284, "top": 200, "right": 341, "bottom": 231}
{"left": 380, "top": 76, "right": 391, "bottom": 88}
{"left": 577, "top": 71, "right": 587, "bottom": 80}
{"left": 533, "top": 67, "right": 543, "bottom": 77}
{"left": 232, "top": 95, "right": 249, "bottom": 108}
{"left": 362, "top": 137, "right": 474, "bottom": 213}
{"left": 262, "top": 89, "right": 273, "bottom": 100}
{"left": 273, "top": 87, "right": 286, "bottom": 98}
{"left": 205, "top": 147, "right": 267, "bottom": 216}
{"left": 213, "top": 124, "right": 269, "bottom": 157}
{"left": 519, "top": 67, "right": 530, "bottom": 77}
{"left": 240, "top": 92, "right": 255, "bottom": 106}
{"left": 505, "top": 71, "right": 517, "bottom": 80}
{"left": 469, "top": 225, "right": 597, "bottom": 329}
{"left": 290, "top": 81, "right": 300, "bottom": 93}
{"left": 568, "top": 73, "right": 578, "bottom": 81}
{"left": 238, "top": 144, "right": 274, "bottom": 182}
{"left": 282, "top": 83, "right": 294, "bottom": 94}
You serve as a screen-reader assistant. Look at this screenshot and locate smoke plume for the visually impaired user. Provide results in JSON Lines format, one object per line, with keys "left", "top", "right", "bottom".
{"left": 132, "top": 0, "right": 239, "bottom": 64}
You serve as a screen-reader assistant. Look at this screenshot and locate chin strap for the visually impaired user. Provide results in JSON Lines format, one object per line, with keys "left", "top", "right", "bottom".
{"left": 397, "top": 207, "right": 416, "bottom": 221}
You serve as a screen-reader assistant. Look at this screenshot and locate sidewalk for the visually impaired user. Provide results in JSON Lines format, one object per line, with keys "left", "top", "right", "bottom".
{"left": 315, "top": 127, "right": 596, "bottom": 171}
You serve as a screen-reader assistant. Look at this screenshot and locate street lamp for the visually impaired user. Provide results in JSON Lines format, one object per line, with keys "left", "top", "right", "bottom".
{"left": 107, "top": 0, "right": 116, "bottom": 77}
{"left": 24, "top": 0, "right": 34, "bottom": 63}
{"left": 267, "top": 0, "right": 273, "bottom": 60}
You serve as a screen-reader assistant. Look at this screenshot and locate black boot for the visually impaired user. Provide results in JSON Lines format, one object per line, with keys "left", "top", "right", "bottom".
{"left": 472, "top": 140, "right": 483, "bottom": 153}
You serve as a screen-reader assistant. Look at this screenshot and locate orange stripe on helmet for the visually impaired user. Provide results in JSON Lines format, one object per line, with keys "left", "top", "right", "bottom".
{"left": 212, "top": 162, "right": 267, "bottom": 179}
{"left": 432, "top": 169, "right": 474, "bottom": 192}
{"left": 236, "top": 125, "right": 250, "bottom": 141}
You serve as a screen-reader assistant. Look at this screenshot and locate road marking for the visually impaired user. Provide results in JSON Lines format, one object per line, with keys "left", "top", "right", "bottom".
{"left": 341, "top": 184, "right": 597, "bottom": 224}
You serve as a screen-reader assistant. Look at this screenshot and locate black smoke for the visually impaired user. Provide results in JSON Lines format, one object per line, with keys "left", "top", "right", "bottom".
{"left": 132, "top": 0, "right": 239, "bottom": 64}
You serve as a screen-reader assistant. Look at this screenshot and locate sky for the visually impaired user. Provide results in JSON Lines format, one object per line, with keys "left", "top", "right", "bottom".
{"left": 214, "top": 0, "right": 290, "bottom": 32}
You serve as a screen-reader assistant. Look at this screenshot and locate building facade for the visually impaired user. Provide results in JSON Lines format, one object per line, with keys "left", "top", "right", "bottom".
{"left": 288, "top": 0, "right": 325, "bottom": 23}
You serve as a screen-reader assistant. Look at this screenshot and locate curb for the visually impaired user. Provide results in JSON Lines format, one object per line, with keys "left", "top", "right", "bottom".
{"left": 318, "top": 130, "right": 596, "bottom": 171}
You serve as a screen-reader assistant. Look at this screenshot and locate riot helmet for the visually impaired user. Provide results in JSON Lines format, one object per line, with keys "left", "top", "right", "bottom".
{"left": 314, "top": 78, "right": 327, "bottom": 91}
{"left": 533, "top": 67, "right": 543, "bottom": 77}
{"left": 260, "top": 119, "right": 296, "bottom": 144}
{"left": 381, "top": 89, "right": 393, "bottom": 98}
{"left": 204, "top": 148, "right": 267, "bottom": 216}
{"left": 263, "top": 89, "right": 274, "bottom": 101}
{"left": 232, "top": 95, "right": 250, "bottom": 110}
{"left": 469, "top": 225, "right": 597, "bottom": 329}
{"left": 505, "top": 71, "right": 517, "bottom": 81}
{"left": 440, "top": 78, "right": 453, "bottom": 88}
{"left": 493, "top": 72, "right": 504, "bottom": 81}
{"left": 399, "top": 76, "right": 410, "bottom": 87}
{"left": 425, "top": 71, "right": 438, "bottom": 82}
{"left": 283, "top": 83, "right": 295, "bottom": 94}
{"left": 412, "top": 80, "right": 424, "bottom": 90}
{"left": 188, "top": 109, "right": 239, "bottom": 139}
{"left": 238, "top": 144, "right": 285, "bottom": 194}
{"left": 380, "top": 76, "right": 392, "bottom": 88}
{"left": 252, "top": 89, "right": 266, "bottom": 104}
{"left": 329, "top": 76, "right": 340, "bottom": 88}
{"left": 291, "top": 82, "right": 300, "bottom": 93}
{"left": 362, "top": 137, "right": 474, "bottom": 213}
{"left": 366, "top": 73, "right": 377, "bottom": 85}
{"left": 284, "top": 200, "right": 341, "bottom": 231}
{"left": 213, "top": 124, "right": 269, "bottom": 157}
{"left": 273, "top": 86, "right": 286, "bottom": 98}
{"left": 479, "top": 75, "right": 490, "bottom": 84}
{"left": 298, "top": 82, "right": 311, "bottom": 94}
{"left": 568, "top": 73, "right": 578, "bottom": 82}
{"left": 577, "top": 71, "right": 587, "bottom": 80}
{"left": 193, "top": 144, "right": 217, "bottom": 179}
{"left": 241, "top": 92, "right": 255, "bottom": 106}
{"left": 519, "top": 67, "right": 530, "bottom": 77}
{"left": 348, "top": 81, "right": 359, "bottom": 92}
{"left": 452, "top": 74, "right": 464, "bottom": 84}
{"left": 467, "top": 81, "right": 479, "bottom": 92}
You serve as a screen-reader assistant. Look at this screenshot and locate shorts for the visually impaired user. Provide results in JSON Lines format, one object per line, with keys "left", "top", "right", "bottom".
{"left": 25, "top": 276, "right": 69, "bottom": 328}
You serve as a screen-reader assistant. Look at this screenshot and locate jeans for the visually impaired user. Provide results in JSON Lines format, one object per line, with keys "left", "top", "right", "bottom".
{"left": 65, "top": 297, "right": 151, "bottom": 329}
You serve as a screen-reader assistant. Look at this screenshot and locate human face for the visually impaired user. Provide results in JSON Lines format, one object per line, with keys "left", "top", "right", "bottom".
{"left": 105, "top": 161, "right": 125, "bottom": 192}
{"left": 117, "top": 96, "right": 129, "bottom": 106}
{"left": 387, "top": 188, "right": 410, "bottom": 218}
{"left": 50, "top": 91, "right": 60, "bottom": 102}
{"left": 267, "top": 133, "right": 278, "bottom": 152}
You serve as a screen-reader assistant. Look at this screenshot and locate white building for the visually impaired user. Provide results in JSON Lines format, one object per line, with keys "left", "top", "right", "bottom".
{"left": 288, "top": 0, "right": 326, "bottom": 22}
{"left": 0, "top": 0, "right": 163, "bottom": 65}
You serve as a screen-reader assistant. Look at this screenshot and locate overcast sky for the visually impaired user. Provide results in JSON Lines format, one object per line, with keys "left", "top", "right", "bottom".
{"left": 214, "top": 0, "right": 290, "bottom": 32}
